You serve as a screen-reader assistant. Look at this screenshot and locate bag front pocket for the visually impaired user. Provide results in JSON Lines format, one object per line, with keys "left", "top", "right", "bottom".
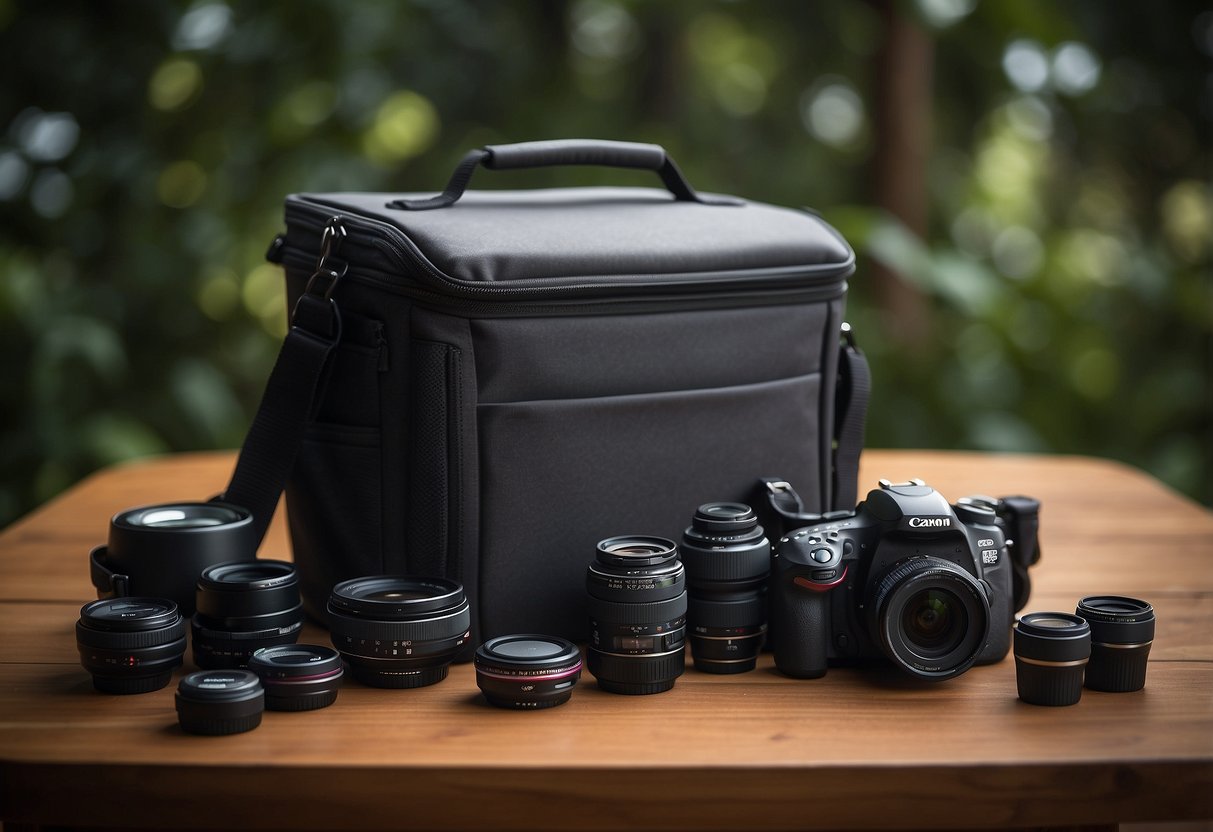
{"left": 475, "top": 373, "right": 822, "bottom": 641}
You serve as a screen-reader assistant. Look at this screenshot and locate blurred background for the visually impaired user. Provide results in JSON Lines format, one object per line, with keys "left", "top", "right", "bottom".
{"left": 1, "top": 0, "right": 1210, "bottom": 526}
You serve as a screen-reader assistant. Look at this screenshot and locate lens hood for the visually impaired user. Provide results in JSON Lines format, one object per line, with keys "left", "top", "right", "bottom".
{"left": 90, "top": 501, "right": 257, "bottom": 615}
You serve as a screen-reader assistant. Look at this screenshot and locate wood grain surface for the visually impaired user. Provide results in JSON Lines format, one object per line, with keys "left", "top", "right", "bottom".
{"left": 0, "top": 450, "right": 1210, "bottom": 831}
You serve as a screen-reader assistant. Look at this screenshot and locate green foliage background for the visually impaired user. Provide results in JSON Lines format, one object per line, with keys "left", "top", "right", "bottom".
{"left": 1, "top": 0, "right": 1210, "bottom": 525}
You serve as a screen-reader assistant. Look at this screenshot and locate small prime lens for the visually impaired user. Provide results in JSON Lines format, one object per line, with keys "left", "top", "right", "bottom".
{"left": 475, "top": 635, "right": 582, "bottom": 710}
{"left": 191, "top": 560, "right": 304, "bottom": 669}
{"left": 76, "top": 597, "right": 186, "bottom": 694}
{"left": 175, "top": 669, "right": 264, "bottom": 735}
{"left": 1075, "top": 595, "right": 1155, "bottom": 692}
{"left": 681, "top": 502, "right": 770, "bottom": 674}
{"left": 249, "top": 644, "right": 344, "bottom": 711}
{"left": 94, "top": 502, "right": 257, "bottom": 615}
{"left": 1014, "top": 612, "right": 1091, "bottom": 706}
{"left": 328, "top": 576, "right": 470, "bottom": 689}
{"left": 869, "top": 557, "right": 991, "bottom": 681}
{"left": 586, "top": 536, "right": 687, "bottom": 695}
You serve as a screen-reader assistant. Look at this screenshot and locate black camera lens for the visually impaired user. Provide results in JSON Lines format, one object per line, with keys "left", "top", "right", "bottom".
{"left": 681, "top": 502, "right": 770, "bottom": 674}
{"left": 328, "top": 576, "right": 471, "bottom": 689}
{"left": 91, "top": 502, "right": 257, "bottom": 615}
{"left": 175, "top": 669, "right": 265, "bottom": 735}
{"left": 586, "top": 536, "right": 687, "bottom": 695}
{"left": 1014, "top": 612, "right": 1091, "bottom": 706}
{"left": 1075, "top": 595, "right": 1155, "bottom": 692}
{"left": 249, "top": 644, "right": 344, "bottom": 711}
{"left": 76, "top": 597, "right": 186, "bottom": 694}
{"left": 191, "top": 560, "right": 304, "bottom": 669}
{"left": 868, "top": 557, "right": 991, "bottom": 681}
{"left": 475, "top": 635, "right": 582, "bottom": 710}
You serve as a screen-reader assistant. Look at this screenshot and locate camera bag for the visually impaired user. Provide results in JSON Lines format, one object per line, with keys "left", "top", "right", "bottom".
{"left": 222, "top": 139, "right": 869, "bottom": 643}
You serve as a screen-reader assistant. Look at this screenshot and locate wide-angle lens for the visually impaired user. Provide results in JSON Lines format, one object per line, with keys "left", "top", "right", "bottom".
{"left": 868, "top": 557, "right": 990, "bottom": 681}
{"left": 76, "top": 597, "right": 186, "bottom": 694}
{"left": 586, "top": 536, "right": 686, "bottom": 695}
{"left": 681, "top": 502, "right": 770, "bottom": 674}
{"left": 328, "top": 576, "right": 470, "bottom": 689}
{"left": 191, "top": 560, "right": 304, "bottom": 669}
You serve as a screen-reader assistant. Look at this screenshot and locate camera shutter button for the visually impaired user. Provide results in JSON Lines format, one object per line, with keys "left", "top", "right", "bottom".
{"left": 811, "top": 548, "right": 833, "bottom": 564}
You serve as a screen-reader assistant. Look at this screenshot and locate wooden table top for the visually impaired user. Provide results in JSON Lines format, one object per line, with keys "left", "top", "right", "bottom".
{"left": 0, "top": 450, "right": 1210, "bottom": 831}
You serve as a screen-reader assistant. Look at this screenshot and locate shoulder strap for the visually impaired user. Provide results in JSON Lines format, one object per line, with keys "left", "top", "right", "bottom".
{"left": 220, "top": 221, "right": 347, "bottom": 548}
{"left": 832, "top": 324, "right": 869, "bottom": 511}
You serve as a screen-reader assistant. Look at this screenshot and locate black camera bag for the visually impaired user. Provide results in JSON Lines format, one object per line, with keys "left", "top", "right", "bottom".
{"left": 223, "top": 139, "right": 868, "bottom": 643}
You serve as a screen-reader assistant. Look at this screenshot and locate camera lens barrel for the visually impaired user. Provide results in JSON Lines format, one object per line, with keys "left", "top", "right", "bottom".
{"left": 328, "top": 576, "right": 471, "bottom": 689}
{"left": 191, "top": 560, "right": 304, "bottom": 669}
{"left": 175, "top": 669, "right": 265, "bottom": 735}
{"left": 475, "top": 635, "right": 582, "bottom": 710}
{"left": 94, "top": 502, "right": 257, "bottom": 615}
{"left": 1075, "top": 595, "right": 1155, "bottom": 692}
{"left": 869, "top": 557, "right": 991, "bottom": 682}
{"left": 586, "top": 536, "right": 687, "bottom": 695}
{"left": 76, "top": 597, "right": 186, "bottom": 694}
{"left": 249, "top": 644, "right": 344, "bottom": 711}
{"left": 681, "top": 502, "right": 770, "bottom": 674}
{"left": 1014, "top": 612, "right": 1092, "bottom": 706}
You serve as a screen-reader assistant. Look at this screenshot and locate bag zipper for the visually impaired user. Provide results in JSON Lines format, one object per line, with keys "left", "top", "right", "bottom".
{"left": 281, "top": 198, "right": 853, "bottom": 302}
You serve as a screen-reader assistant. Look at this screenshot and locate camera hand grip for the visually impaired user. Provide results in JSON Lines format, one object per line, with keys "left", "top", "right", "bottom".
{"left": 771, "top": 578, "right": 830, "bottom": 679}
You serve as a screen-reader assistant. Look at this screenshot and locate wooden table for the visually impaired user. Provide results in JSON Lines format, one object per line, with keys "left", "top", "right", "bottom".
{"left": 0, "top": 450, "right": 1210, "bottom": 831}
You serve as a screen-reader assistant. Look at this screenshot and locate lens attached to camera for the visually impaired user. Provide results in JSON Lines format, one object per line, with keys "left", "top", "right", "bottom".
{"left": 681, "top": 502, "right": 770, "bottom": 674}
{"left": 475, "top": 634, "right": 582, "bottom": 710}
{"left": 191, "top": 560, "right": 304, "bottom": 669}
{"left": 1014, "top": 611, "right": 1091, "bottom": 706}
{"left": 1075, "top": 595, "right": 1154, "bottom": 692}
{"left": 869, "top": 557, "right": 990, "bottom": 681}
{"left": 76, "top": 597, "right": 186, "bottom": 694}
{"left": 327, "top": 576, "right": 471, "bottom": 689}
{"left": 90, "top": 501, "right": 257, "bottom": 615}
{"left": 586, "top": 536, "right": 687, "bottom": 695}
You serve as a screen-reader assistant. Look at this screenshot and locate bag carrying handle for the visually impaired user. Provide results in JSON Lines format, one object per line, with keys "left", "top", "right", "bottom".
{"left": 388, "top": 139, "right": 741, "bottom": 210}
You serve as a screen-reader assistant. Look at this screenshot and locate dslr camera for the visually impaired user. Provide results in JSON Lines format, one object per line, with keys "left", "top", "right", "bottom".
{"left": 769, "top": 479, "right": 1040, "bottom": 681}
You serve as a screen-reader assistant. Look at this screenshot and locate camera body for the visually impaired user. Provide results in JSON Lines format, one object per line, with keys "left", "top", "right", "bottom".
{"left": 770, "top": 479, "right": 1034, "bottom": 681}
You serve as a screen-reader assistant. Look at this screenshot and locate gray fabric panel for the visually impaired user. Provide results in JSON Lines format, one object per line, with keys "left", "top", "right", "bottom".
{"left": 476, "top": 372, "right": 821, "bottom": 641}
{"left": 472, "top": 302, "right": 828, "bottom": 403}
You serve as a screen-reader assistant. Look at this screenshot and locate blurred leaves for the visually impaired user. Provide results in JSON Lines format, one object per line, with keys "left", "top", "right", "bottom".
{"left": 0, "top": 0, "right": 1210, "bottom": 527}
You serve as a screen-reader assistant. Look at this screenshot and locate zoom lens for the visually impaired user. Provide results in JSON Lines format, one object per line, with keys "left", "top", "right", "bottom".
{"left": 76, "top": 597, "right": 186, "bottom": 694}
{"left": 868, "top": 557, "right": 990, "bottom": 681}
{"left": 1075, "top": 595, "right": 1155, "bottom": 692}
{"left": 1014, "top": 612, "right": 1091, "bottom": 706}
{"left": 586, "top": 536, "right": 686, "bottom": 695}
{"left": 92, "top": 502, "right": 257, "bottom": 615}
{"left": 475, "top": 635, "right": 582, "bottom": 710}
{"left": 249, "top": 644, "right": 344, "bottom": 711}
{"left": 681, "top": 502, "right": 770, "bottom": 674}
{"left": 191, "top": 560, "right": 304, "bottom": 669}
{"left": 328, "top": 576, "right": 471, "bottom": 689}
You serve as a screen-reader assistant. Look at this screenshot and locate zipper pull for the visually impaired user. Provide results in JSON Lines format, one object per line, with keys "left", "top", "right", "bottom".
{"left": 265, "top": 233, "right": 286, "bottom": 264}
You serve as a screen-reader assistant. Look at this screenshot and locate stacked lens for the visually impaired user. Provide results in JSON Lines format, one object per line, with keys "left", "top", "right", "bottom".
{"left": 680, "top": 503, "right": 770, "bottom": 674}
{"left": 191, "top": 560, "right": 304, "bottom": 669}
{"left": 328, "top": 576, "right": 471, "bottom": 688}
{"left": 76, "top": 597, "right": 186, "bottom": 694}
{"left": 586, "top": 536, "right": 687, "bottom": 695}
